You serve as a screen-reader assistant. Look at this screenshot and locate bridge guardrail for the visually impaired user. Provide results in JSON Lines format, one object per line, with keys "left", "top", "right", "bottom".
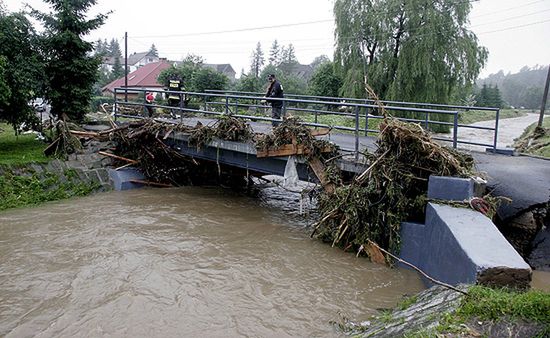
{"left": 112, "top": 87, "right": 485, "bottom": 154}
{"left": 206, "top": 89, "right": 501, "bottom": 151}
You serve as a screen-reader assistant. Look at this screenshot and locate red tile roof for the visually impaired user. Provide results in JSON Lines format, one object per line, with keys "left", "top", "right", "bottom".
{"left": 102, "top": 61, "right": 171, "bottom": 93}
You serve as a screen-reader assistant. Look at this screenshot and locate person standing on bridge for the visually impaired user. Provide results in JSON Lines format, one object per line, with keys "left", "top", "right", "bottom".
{"left": 265, "top": 74, "right": 284, "bottom": 127}
{"left": 144, "top": 92, "right": 155, "bottom": 117}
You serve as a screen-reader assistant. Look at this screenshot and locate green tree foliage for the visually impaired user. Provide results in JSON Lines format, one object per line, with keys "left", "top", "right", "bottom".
{"left": 475, "top": 84, "right": 503, "bottom": 108}
{"left": 268, "top": 40, "right": 281, "bottom": 66}
{"left": 149, "top": 43, "right": 158, "bottom": 57}
{"left": 33, "top": 0, "right": 108, "bottom": 122}
{"left": 109, "top": 38, "right": 122, "bottom": 58}
{"left": 334, "top": 0, "right": 487, "bottom": 103}
{"left": 310, "top": 55, "right": 331, "bottom": 71}
{"left": 193, "top": 67, "right": 228, "bottom": 92}
{"left": 480, "top": 66, "right": 549, "bottom": 109}
{"left": 309, "top": 62, "right": 343, "bottom": 97}
{"left": 236, "top": 74, "right": 261, "bottom": 92}
{"left": 158, "top": 57, "right": 228, "bottom": 92}
{"left": 0, "top": 11, "right": 44, "bottom": 130}
{"left": 280, "top": 44, "right": 298, "bottom": 65}
{"left": 250, "top": 42, "right": 265, "bottom": 78}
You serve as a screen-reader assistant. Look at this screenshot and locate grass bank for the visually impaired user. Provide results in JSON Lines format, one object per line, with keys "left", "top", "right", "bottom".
{"left": 408, "top": 286, "right": 550, "bottom": 337}
{"left": 0, "top": 167, "right": 101, "bottom": 211}
{"left": 0, "top": 123, "right": 48, "bottom": 165}
{"left": 514, "top": 117, "right": 550, "bottom": 158}
{"left": 1, "top": 123, "right": 105, "bottom": 211}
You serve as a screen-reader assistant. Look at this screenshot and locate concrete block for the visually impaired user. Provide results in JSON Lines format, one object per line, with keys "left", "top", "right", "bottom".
{"left": 108, "top": 168, "right": 146, "bottom": 191}
{"left": 399, "top": 222, "right": 427, "bottom": 269}
{"left": 486, "top": 147, "right": 517, "bottom": 156}
{"left": 428, "top": 176, "right": 474, "bottom": 201}
{"left": 424, "top": 203, "right": 531, "bottom": 288}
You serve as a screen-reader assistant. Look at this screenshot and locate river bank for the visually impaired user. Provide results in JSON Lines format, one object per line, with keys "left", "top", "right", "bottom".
{"left": 339, "top": 285, "right": 550, "bottom": 337}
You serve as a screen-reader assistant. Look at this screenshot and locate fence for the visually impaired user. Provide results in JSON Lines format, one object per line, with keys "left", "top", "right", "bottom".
{"left": 113, "top": 87, "right": 499, "bottom": 153}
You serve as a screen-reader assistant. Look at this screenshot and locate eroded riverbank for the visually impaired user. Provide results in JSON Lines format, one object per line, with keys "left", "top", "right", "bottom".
{"left": 0, "top": 187, "right": 425, "bottom": 337}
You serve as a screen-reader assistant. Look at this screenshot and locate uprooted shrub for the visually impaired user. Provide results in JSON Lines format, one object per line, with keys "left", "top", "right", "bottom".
{"left": 312, "top": 118, "right": 476, "bottom": 260}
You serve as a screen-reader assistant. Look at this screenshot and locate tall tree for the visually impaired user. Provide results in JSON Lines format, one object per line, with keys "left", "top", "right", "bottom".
{"left": 111, "top": 57, "right": 124, "bottom": 80}
{"left": 149, "top": 43, "right": 158, "bottom": 57}
{"left": 310, "top": 55, "right": 331, "bottom": 70}
{"left": 268, "top": 40, "right": 281, "bottom": 66}
{"left": 309, "top": 61, "right": 342, "bottom": 97}
{"left": 109, "top": 38, "right": 121, "bottom": 58}
{"left": 334, "top": 0, "right": 487, "bottom": 103}
{"left": 250, "top": 42, "right": 265, "bottom": 78}
{"left": 0, "top": 11, "right": 44, "bottom": 130}
{"left": 32, "top": 0, "right": 109, "bottom": 121}
{"left": 281, "top": 44, "right": 298, "bottom": 65}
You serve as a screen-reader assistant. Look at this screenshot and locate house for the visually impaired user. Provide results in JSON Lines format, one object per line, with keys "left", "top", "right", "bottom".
{"left": 101, "top": 50, "right": 160, "bottom": 73}
{"left": 203, "top": 64, "right": 236, "bottom": 81}
{"left": 101, "top": 60, "right": 171, "bottom": 97}
{"left": 279, "top": 63, "right": 314, "bottom": 81}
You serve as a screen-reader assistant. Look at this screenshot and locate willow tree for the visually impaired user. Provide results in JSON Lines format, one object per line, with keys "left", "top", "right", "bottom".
{"left": 334, "top": 0, "right": 488, "bottom": 104}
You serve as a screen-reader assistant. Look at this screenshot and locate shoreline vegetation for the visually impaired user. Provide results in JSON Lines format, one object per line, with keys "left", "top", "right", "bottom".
{"left": 339, "top": 285, "right": 550, "bottom": 337}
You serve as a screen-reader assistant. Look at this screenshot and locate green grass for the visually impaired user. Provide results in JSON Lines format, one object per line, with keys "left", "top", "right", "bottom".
{"left": 456, "top": 285, "right": 550, "bottom": 323}
{"left": 395, "top": 285, "right": 550, "bottom": 337}
{"left": 397, "top": 294, "right": 419, "bottom": 311}
{"left": 0, "top": 123, "right": 48, "bottom": 165}
{"left": 0, "top": 169, "right": 100, "bottom": 211}
{"left": 458, "top": 108, "right": 527, "bottom": 125}
{"left": 514, "top": 118, "right": 550, "bottom": 158}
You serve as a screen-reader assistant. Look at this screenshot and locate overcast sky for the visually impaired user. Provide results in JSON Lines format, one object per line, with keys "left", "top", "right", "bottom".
{"left": 4, "top": 0, "right": 550, "bottom": 78}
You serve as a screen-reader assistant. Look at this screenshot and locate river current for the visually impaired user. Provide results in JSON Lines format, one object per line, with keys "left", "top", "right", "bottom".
{"left": 0, "top": 186, "right": 425, "bottom": 337}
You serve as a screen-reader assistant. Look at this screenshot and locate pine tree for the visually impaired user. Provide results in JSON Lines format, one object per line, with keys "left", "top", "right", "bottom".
{"left": 249, "top": 42, "right": 265, "bottom": 78}
{"left": 268, "top": 40, "right": 281, "bottom": 66}
{"left": 32, "top": 0, "right": 109, "bottom": 121}
{"left": 149, "top": 43, "right": 158, "bottom": 57}
{"left": 109, "top": 38, "right": 121, "bottom": 58}
{"left": 281, "top": 44, "right": 297, "bottom": 65}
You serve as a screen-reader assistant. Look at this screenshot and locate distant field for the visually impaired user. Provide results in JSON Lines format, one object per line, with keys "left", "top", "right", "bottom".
{"left": 459, "top": 109, "right": 528, "bottom": 125}
{"left": 0, "top": 123, "right": 48, "bottom": 165}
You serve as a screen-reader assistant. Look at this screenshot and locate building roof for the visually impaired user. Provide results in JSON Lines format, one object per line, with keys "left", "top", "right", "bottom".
{"left": 102, "top": 51, "right": 157, "bottom": 66}
{"left": 203, "top": 63, "right": 236, "bottom": 75}
{"left": 102, "top": 60, "right": 171, "bottom": 93}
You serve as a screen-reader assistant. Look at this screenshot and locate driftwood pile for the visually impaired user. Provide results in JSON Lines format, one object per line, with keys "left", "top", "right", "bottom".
{"left": 311, "top": 118, "right": 476, "bottom": 262}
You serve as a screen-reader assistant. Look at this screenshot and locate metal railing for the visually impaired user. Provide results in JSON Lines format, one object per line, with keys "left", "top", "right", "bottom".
{"left": 113, "top": 87, "right": 496, "bottom": 154}
{"left": 207, "top": 89, "right": 501, "bottom": 151}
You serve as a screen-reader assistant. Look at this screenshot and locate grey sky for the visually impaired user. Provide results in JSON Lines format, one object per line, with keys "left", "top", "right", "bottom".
{"left": 4, "top": 0, "right": 550, "bottom": 78}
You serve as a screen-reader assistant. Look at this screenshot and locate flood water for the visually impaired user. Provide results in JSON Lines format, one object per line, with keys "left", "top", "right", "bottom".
{"left": 0, "top": 187, "right": 425, "bottom": 337}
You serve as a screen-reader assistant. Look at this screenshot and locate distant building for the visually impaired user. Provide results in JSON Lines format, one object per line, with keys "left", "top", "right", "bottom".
{"left": 203, "top": 64, "right": 236, "bottom": 81}
{"left": 101, "top": 60, "right": 171, "bottom": 97}
{"left": 279, "top": 63, "right": 314, "bottom": 81}
{"left": 170, "top": 62, "right": 236, "bottom": 81}
{"left": 101, "top": 50, "right": 160, "bottom": 73}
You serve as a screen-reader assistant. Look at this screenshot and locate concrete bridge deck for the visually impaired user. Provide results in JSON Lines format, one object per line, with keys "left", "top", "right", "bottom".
{"left": 149, "top": 115, "right": 550, "bottom": 221}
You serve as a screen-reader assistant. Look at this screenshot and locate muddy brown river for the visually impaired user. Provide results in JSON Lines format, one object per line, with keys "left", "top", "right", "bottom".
{"left": 0, "top": 187, "right": 426, "bottom": 337}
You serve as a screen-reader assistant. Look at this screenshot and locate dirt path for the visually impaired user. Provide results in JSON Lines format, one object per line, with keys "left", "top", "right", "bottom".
{"left": 437, "top": 113, "right": 540, "bottom": 151}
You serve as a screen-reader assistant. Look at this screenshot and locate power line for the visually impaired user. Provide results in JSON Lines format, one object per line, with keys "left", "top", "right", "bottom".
{"left": 132, "top": 19, "right": 334, "bottom": 39}
{"left": 471, "top": 7, "right": 550, "bottom": 27}
{"left": 131, "top": 0, "right": 483, "bottom": 40}
{"left": 477, "top": 17, "right": 550, "bottom": 34}
{"left": 471, "top": 0, "right": 548, "bottom": 18}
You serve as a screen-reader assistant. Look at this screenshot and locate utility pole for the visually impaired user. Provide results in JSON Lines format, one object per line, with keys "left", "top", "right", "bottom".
{"left": 538, "top": 64, "right": 550, "bottom": 128}
{"left": 124, "top": 32, "right": 128, "bottom": 102}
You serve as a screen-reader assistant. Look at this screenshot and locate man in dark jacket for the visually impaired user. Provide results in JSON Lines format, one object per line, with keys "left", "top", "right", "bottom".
{"left": 265, "top": 74, "right": 284, "bottom": 126}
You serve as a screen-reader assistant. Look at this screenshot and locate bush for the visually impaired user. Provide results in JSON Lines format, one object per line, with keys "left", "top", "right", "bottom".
{"left": 90, "top": 96, "right": 114, "bottom": 113}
